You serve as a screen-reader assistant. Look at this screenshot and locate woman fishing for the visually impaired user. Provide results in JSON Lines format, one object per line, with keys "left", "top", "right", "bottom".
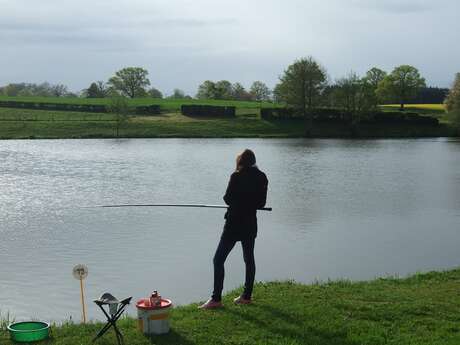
{"left": 200, "top": 149, "right": 268, "bottom": 309}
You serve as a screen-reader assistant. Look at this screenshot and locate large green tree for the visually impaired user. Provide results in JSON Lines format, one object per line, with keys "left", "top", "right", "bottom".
{"left": 444, "top": 73, "right": 460, "bottom": 127}
{"left": 276, "top": 56, "right": 327, "bottom": 133}
{"left": 377, "top": 65, "right": 426, "bottom": 110}
{"left": 108, "top": 67, "right": 150, "bottom": 98}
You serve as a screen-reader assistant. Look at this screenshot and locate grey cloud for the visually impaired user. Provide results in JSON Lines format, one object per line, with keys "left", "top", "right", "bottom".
{"left": 0, "top": 0, "right": 459, "bottom": 94}
{"left": 0, "top": 15, "right": 236, "bottom": 33}
{"left": 0, "top": 15, "right": 237, "bottom": 49}
{"left": 350, "top": 0, "right": 436, "bottom": 14}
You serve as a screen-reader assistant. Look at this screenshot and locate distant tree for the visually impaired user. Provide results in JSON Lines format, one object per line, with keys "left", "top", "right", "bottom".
{"left": 196, "top": 80, "right": 216, "bottom": 99}
{"left": 319, "top": 85, "right": 339, "bottom": 107}
{"left": 148, "top": 87, "right": 163, "bottom": 99}
{"left": 334, "top": 72, "right": 377, "bottom": 125}
{"left": 250, "top": 81, "right": 271, "bottom": 102}
{"left": 445, "top": 73, "right": 460, "bottom": 128}
{"left": 196, "top": 80, "right": 217, "bottom": 99}
{"left": 86, "top": 83, "right": 99, "bottom": 98}
{"left": 232, "top": 82, "right": 251, "bottom": 101}
{"left": 414, "top": 87, "right": 449, "bottom": 104}
{"left": 2, "top": 82, "right": 71, "bottom": 97}
{"left": 364, "top": 68, "right": 387, "bottom": 90}
{"left": 97, "top": 81, "right": 109, "bottom": 96}
{"left": 3, "top": 83, "right": 27, "bottom": 96}
{"left": 276, "top": 56, "right": 327, "bottom": 134}
{"left": 108, "top": 67, "right": 150, "bottom": 98}
{"left": 169, "top": 88, "right": 186, "bottom": 99}
{"left": 32, "top": 82, "right": 53, "bottom": 97}
{"left": 272, "top": 83, "right": 284, "bottom": 103}
{"left": 50, "top": 84, "right": 69, "bottom": 97}
{"left": 108, "top": 96, "right": 130, "bottom": 137}
{"left": 85, "top": 82, "right": 109, "bottom": 98}
{"left": 215, "top": 80, "right": 233, "bottom": 100}
{"left": 376, "top": 65, "right": 426, "bottom": 110}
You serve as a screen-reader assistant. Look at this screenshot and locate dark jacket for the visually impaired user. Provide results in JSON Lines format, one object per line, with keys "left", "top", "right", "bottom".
{"left": 222, "top": 166, "right": 268, "bottom": 240}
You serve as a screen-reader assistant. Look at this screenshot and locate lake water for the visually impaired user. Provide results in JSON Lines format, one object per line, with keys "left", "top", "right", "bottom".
{"left": 1, "top": 138, "right": 460, "bottom": 322}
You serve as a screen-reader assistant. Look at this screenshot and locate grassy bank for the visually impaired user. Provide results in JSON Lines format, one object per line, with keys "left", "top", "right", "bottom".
{"left": 1, "top": 269, "right": 460, "bottom": 344}
{"left": 0, "top": 107, "right": 456, "bottom": 139}
{"left": 0, "top": 107, "right": 305, "bottom": 138}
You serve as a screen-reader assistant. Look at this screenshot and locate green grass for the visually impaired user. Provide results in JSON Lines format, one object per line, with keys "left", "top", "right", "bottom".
{"left": 0, "top": 311, "right": 14, "bottom": 333}
{"left": 0, "top": 96, "right": 277, "bottom": 112}
{"left": 0, "top": 103, "right": 457, "bottom": 139}
{"left": 1, "top": 269, "right": 460, "bottom": 344}
{"left": 0, "top": 107, "right": 305, "bottom": 139}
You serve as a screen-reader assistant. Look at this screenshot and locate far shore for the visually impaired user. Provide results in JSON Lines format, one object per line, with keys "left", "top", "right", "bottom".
{"left": 0, "top": 108, "right": 456, "bottom": 140}
{"left": 0, "top": 99, "right": 457, "bottom": 139}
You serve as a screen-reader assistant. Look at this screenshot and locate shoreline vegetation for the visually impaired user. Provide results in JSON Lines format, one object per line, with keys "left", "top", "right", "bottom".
{"left": 1, "top": 268, "right": 460, "bottom": 344}
{"left": 0, "top": 97, "right": 457, "bottom": 139}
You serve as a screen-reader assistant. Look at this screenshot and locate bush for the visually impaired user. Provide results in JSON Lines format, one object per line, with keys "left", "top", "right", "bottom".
{"left": 181, "top": 105, "right": 235, "bottom": 117}
{"left": 260, "top": 107, "right": 439, "bottom": 126}
{"left": 0, "top": 101, "right": 107, "bottom": 113}
{"left": 405, "top": 113, "right": 438, "bottom": 125}
{"left": 260, "top": 108, "right": 297, "bottom": 119}
{"left": 261, "top": 107, "right": 351, "bottom": 122}
{"left": 0, "top": 100, "right": 162, "bottom": 115}
{"left": 135, "top": 105, "right": 161, "bottom": 115}
{"left": 369, "top": 111, "right": 438, "bottom": 125}
{"left": 312, "top": 108, "right": 352, "bottom": 122}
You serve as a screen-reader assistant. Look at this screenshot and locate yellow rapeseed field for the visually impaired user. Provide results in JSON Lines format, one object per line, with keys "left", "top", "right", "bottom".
{"left": 383, "top": 104, "right": 446, "bottom": 111}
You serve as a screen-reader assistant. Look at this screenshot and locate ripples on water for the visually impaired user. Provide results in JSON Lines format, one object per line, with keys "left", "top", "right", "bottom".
{"left": 1, "top": 138, "right": 459, "bottom": 321}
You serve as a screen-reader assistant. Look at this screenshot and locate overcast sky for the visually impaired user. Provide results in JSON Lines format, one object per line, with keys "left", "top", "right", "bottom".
{"left": 1, "top": 0, "right": 459, "bottom": 95}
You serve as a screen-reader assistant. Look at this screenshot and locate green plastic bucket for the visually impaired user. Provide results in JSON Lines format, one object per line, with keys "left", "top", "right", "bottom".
{"left": 7, "top": 321, "right": 50, "bottom": 343}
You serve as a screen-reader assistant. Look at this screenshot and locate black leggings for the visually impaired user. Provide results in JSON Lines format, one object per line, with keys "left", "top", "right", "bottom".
{"left": 212, "top": 236, "right": 256, "bottom": 302}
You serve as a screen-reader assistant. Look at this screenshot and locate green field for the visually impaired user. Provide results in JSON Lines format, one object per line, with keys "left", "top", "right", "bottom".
{"left": 0, "top": 99, "right": 457, "bottom": 139}
{"left": 1, "top": 268, "right": 460, "bottom": 344}
{"left": 0, "top": 107, "right": 306, "bottom": 138}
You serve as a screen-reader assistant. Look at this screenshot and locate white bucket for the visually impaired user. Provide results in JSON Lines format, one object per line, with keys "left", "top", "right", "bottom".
{"left": 136, "top": 298, "right": 172, "bottom": 335}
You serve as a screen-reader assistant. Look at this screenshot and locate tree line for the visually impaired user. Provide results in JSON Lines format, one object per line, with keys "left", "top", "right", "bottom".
{"left": 0, "top": 63, "right": 453, "bottom": 112}
{"left": 0, "top": 82, "right": 76, "bottom": 97}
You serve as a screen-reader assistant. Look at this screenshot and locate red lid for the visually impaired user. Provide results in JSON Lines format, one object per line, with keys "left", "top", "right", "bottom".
{"left": 136, "top": 298, "right": 172, "bottom": 310}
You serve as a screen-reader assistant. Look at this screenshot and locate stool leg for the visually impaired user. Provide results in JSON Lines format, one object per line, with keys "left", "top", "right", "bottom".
{"left": 113, "top": 324, "right": 124, "bottom": 345}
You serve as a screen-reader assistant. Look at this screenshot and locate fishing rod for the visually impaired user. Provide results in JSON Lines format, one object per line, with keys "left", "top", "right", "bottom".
{"left": 88, "top": 204, "right": 272, "bottom": 211}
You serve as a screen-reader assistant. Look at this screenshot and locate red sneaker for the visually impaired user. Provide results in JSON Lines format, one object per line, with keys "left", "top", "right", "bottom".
{"left": 198, "top": 299, "right": 223, "bottom": 309}
{"left": 233, "top": 296, "right": 252, "bottom": 305}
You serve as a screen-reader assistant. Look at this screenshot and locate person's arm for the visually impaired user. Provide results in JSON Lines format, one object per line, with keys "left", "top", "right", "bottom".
{"left": 223, "top": 173, "right": 238, "bottom": 206}
{"left": 256, "top": 174, "right": 268, "bottom": 209}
